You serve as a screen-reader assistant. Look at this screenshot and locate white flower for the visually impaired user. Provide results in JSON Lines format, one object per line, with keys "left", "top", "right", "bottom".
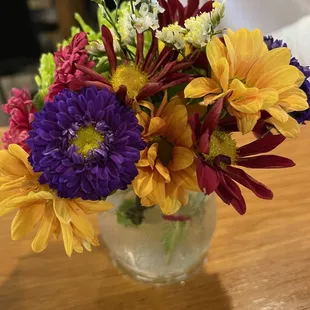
{"left": 184, "top": 0, "right": 226, "bottom": 48}
{"left": 156, "top": 24, "right": 186, "bottom": 50}
{"left": 118, "top": 11, "right": 136, "bottom": 44}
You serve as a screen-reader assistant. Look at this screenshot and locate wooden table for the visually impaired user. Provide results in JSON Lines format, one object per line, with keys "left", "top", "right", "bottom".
{"left": 0, "top": 125, "right": 309, "bottom": 310}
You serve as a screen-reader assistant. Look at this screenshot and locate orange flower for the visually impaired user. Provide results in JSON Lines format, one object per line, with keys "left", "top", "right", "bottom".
{"left": 132, "top": 93, "right": 200, "bottom": 215}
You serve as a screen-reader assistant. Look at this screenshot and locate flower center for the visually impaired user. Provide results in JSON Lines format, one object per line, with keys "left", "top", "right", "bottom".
{"left": 204, "top": 130, "right": 237, "bottom": 166}
{"left": 71, "top": 125, "right": 105, "bottom": 157}
{"left": 111, "top": 65, "right": 149, "bottom": 99}
{"left": 153, "top": 136, "right": 174, "bottom": 166}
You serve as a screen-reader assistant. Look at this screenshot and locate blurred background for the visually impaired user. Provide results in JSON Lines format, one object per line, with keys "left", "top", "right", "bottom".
{"left": 1, "top": 0, "right": 310, "bottom": 125}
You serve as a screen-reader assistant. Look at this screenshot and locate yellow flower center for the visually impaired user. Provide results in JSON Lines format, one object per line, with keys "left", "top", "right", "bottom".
{"left": 204, "top": 130, "right": 237, "bottom": 166}
{"left": 71, "top": 125, "right": 104, "bottom": 157}
{"left": 153, "top": 136, "right": 174, "bottom": 166}
{"left": 111, "top": 65, "right": 149, "bottom": 99}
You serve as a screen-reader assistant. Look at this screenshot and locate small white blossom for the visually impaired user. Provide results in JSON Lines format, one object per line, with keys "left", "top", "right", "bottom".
{"left": 118, "top": 11, "right": 136, "bottom": 44}
{"left": 184, "top": 0, "right": 226, "bottom": 48}
{"left": 156, "top": 24, "right": 186, "bottom": 50}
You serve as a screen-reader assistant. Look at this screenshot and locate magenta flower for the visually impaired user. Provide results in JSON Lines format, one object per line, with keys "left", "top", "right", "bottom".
{"left": 46, "top": 32, "right": 95, "bottom": 102}
{"left": 2, "top": 88, "right": 36, "bottom": 153}
{"left": 190, "top": 97, "right": 295, "bottom": 215}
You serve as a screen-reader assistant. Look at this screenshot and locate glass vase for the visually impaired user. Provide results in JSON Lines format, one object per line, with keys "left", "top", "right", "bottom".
{"left": 98, "top": 188, "right": 217, "bottom": 285}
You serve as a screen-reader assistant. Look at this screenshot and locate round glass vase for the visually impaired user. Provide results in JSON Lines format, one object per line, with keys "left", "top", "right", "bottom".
{"left": 98, "top": 189, "right": 217, "bottom": 285}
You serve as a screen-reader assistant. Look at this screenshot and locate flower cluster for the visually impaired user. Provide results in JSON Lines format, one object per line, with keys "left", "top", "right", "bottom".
{"left": 0, "top": 0, "right": 309, "bottom": 256}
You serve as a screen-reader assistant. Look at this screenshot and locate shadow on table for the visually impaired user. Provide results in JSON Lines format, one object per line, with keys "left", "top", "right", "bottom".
{"left": 0, "top": 237, "right": 232, "bottom": 310}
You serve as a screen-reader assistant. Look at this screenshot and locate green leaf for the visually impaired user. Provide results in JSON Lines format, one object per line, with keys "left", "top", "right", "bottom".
{"left": 116, "top": 198, "right": 138, "bottom": 227}
{"left": 162, "top": 221, "right": 189, "bottom": 263}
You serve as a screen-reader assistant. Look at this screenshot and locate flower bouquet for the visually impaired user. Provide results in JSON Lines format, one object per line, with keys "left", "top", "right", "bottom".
{"left": 1, "top": 0, "right": 309, "bottom": 283}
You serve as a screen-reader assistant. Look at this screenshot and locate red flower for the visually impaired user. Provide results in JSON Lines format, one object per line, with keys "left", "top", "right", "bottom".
{"left": 46, "top": 32, "right": 95, "bottom": 102}
{"left": 72, "top": 26, "right": 198, "bottom": 109}
{"left": 190, "top": 96, "right": 295, "bottom": 215}
{"left": 158, "top": 0, "right": 214, "bottom": 27}
{"left": 2, "top": 88, "right": 36, "bottom": 153}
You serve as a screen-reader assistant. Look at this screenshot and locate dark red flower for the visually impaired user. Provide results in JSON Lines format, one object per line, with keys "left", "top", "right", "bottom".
{"left": 72, "top": 26, "right": 198, "bottom": 110}
{"left": 2, "top": 88, "right": 36, "bottom": 153}
{"left": 158, "top": 0, "right": 214, "bottom": 27}
{"left": 46, "top": 32, "right": 95, "bottom": 102}
{"left": 190, "top": 96, "right": 295, "bottom": 215}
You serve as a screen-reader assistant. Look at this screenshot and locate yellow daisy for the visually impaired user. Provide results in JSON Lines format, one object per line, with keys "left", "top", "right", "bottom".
{"left": 132, "top": 93, "right": 200, "bottom": 215}
{"left": 0, "top": 144, "right": 113, "bottom": 256}
{"left": 184, "top": 28, "right": 309, "bottom": 137}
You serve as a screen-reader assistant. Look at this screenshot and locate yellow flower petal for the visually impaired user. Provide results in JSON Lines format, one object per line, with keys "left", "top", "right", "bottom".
{"left": 265, "top": 105, "right": 289, "bottom": 123}
{"left": 8, "top": 144, "right": 34, "bottom": 175}
{"left": 0, "top": 150, "right": 28, "bottom": 177}
{"left": 145, "top": 117, "right": 166, "bottom": 137}
{"left": 53, "top": 199, "right": 71, "bottom": 224}
{"left": 73, "top": 237, "right": 84, "bottom": 253}
{"left": 155, "top": 160, "right": 171, "bottom": 182}
{"left": 147, "top": 143, "right": 158, "bottom": 168}
{"left": 11, "top": 203, "right": 45, "bottom": 240}
{"left": 267, "top": 115, "right": 300, "bottom": 138}
{"left": 223, "top": 33, "right": 237, "bottom": 77}
{"left": 255, "top": 65, "right": 301, "bottom": 90}
{"left": 247, "top": 48, "right": 291, "bottom": 86}
{"left": 132, "top": 168, "right": 154, "bottom": 198}
{"left": 75, "top": 199, "right": 113, "bottom": 214}
{"left": 217, "top": 57, "right": 230, "bottom": 90}
{"left": 160, "top": 196, "right": 182, "bottom": 215}
{"left": 230, "top": 95, "right": 263, "bottom": 114}
{"left": 169, "top": 147, "right": 194, "bottom": 171}
{"left": 32, "top": 204, "right": 55, "bottom": 253}
{"left": 207, "top": 36, "right": 227, "bottom": 81}
{"left": 175, "top": 125, "right": 194, "bottom": 148}
{"left": 68, "top": 203, "right": 95, "bottom": 241}
{"left": 149, "top": 172, "right": 166, "bottom": 206}
{"left": 184, "top": 77, "right": 221, "bottom": 98}
{"left": 278, "top": 87, "right": 309, "bottom": 112}
{"left": 60, "top": 223, "right": 73, "bottom": 257}
{"left": 171, "top": 164, "right": 200, "bottom": 192}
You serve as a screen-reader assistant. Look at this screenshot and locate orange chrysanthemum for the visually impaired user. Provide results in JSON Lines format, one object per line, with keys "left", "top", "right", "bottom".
{"left": 132, "top": 93, "right": 200, "bottom": 215}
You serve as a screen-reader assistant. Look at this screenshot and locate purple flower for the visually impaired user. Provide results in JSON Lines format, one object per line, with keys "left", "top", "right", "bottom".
{"left": 27, "top": 87, "right": 145, "bottom": 200}
{"left": 264, "top": 35, "right": 310, "bottom": 123}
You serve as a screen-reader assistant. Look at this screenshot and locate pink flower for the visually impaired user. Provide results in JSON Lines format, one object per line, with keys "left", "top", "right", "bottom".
{"left": 2, "top": 88, "right": 36, "bottom": 153}
{"left": 46, "top": 32, "right": 95, "bottom": 102}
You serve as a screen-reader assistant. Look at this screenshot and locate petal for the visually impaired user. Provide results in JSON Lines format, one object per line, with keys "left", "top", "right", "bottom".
{"left": 8, "top": 144, "right": 34, "bottom": 175}
{"left": 75, "top": 199, "right": 113, "bottom": 214}
{"left": 68, "top": 202, "right": 95, "bottom": 241}
{"left": 225, "top": 166, "right": 273, "bottom": 199}
{"left": 132, "top": 168, "right": 154, "bottom": 197}
{"left": 171, "top": 164, "right": 200, "bottom": 192}
{"left": 278, "top": 87, "right": 309, "bottom": 112}
{"left": 147, "top": 143, "right": 158, "bottom": 168}
{"left": 11, "top": 203, "right": 45, "bottom": 240}
{"left": 217, "top": 58, "right": 230, "bottom": 90}
{"left": 53, "top": 199, "right": 71, "bottom": 224}
{"left": 223, "top": 33, "right": 237, "bottom": 77}
{"left": 160, "top": 196, "right": 182, "bottom": 215}
{"left": 169, "top": 147, "right": 194, "bottom": 171}
{"left": 32, "top": 204, "right": 56, "bottom": 253}
{"left": 0, "top": 149, "right": 29, "bottom": 177}
{"left": 60, "top": 223, "right": 73, "bottom": 257}
{"left": 207, "top": 36, "right": 227, "bottom": 81}
{"left": 201, "top": 96, "right": 226, "bottom": 135}
{"left": 145, "top": 117, "right": 166, "bottom": 137}
{"left": 255, "top": 65, "right": 301, "bottom": 90}
{"left": 197, "top": 159, "right": 219, "bottom": 195}
{"left": 247, "top": 48, "right": 291, "bottom": 86}
{"left": 237, "top": 155, "right": 295, "bottom": 169}
{"left": 184, "top": 77, "right": 221, "bottom": 98}
{"left": 267, "top": 115, "right": 300, "bottom": 138}
{"left": 198, "top": 129, "right": 210, "bottom": 154}
{"left": 237, "top": 134, "right": 285, "bottom": 157}
{"left": 265, "top": 105, "right": 289, "bottom": 123}
{"left": 155, "top": 160, "right": 170, "bottom": 182}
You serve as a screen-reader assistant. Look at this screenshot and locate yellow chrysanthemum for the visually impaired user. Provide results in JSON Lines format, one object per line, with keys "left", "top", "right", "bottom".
{"left": 132, "top": 93, "right": 200, "bottom": 215}
{"left": 0, "top": 144, "right": 113, "bottom": 256}
{"left": 184, "top": 28, "right": 309, "bottom": 137}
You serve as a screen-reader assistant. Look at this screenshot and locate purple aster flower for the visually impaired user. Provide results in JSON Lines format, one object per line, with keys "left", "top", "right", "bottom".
{"left": 264, "top": 35, "right": 310, "bottom": 123}
{"left": 27, "top": 87, "right": 145, "bottom": 200}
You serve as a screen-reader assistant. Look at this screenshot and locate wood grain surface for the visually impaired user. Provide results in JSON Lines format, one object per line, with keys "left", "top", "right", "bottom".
{"left": 0, "top": 126, "right": 309, "bottom": 310}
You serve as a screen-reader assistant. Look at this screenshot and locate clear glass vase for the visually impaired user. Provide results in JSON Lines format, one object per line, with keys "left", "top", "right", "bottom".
{"left": 98, "top": 188, "right": 217, "bottom": 285}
